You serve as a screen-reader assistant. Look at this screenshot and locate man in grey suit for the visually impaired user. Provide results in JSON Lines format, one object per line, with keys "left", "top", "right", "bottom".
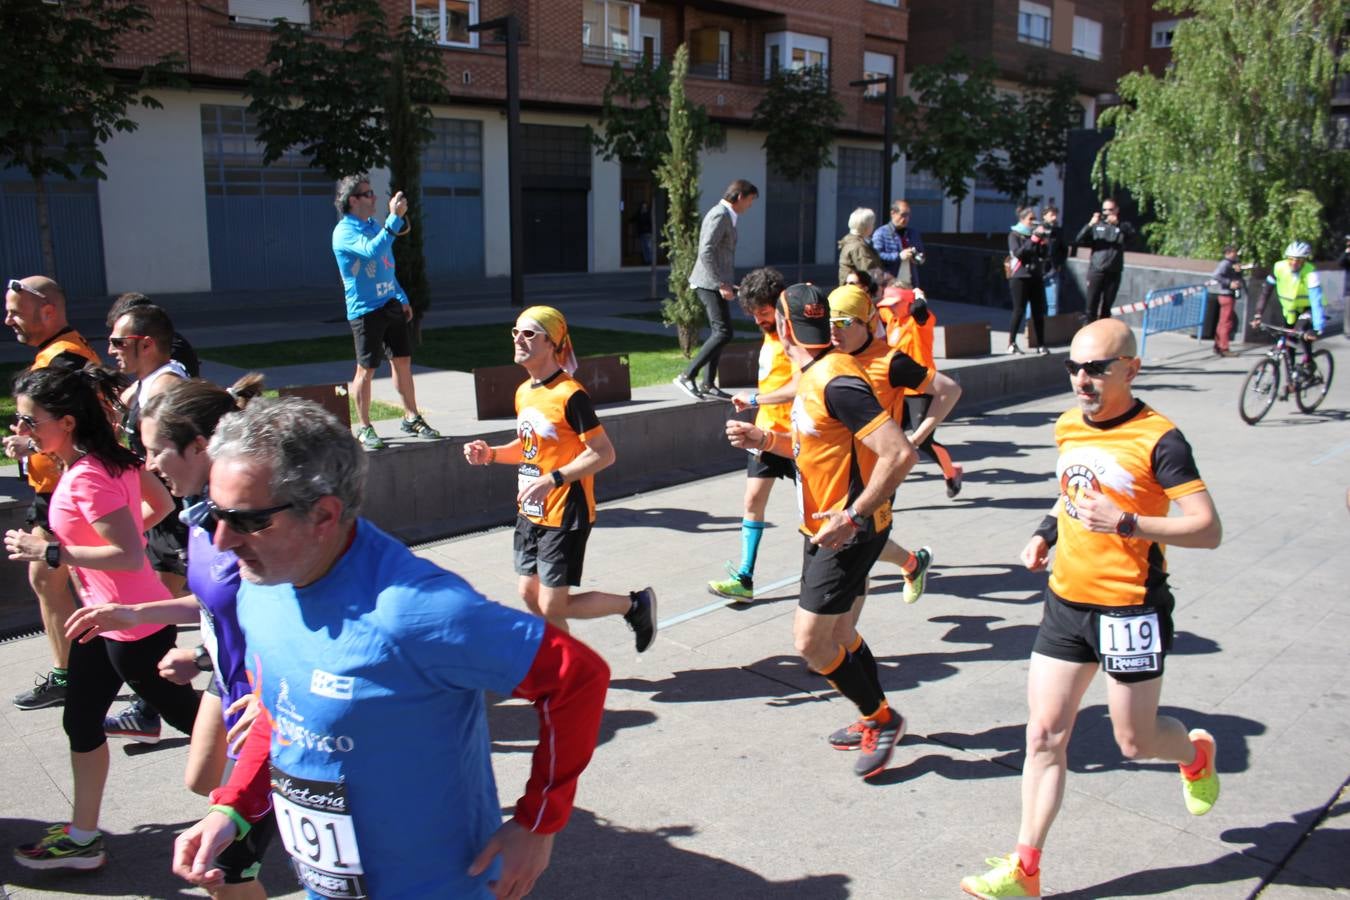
{"left": 675, "top": 179, "right": 759, "bottom": 400}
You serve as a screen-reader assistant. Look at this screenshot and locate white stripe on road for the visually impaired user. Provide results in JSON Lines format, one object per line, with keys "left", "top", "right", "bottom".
{"left": 656, "top": 573, "right": 800, "bottom": 630}
{"left": 1310, "top": 439, "right": 1350, "bottom": 466}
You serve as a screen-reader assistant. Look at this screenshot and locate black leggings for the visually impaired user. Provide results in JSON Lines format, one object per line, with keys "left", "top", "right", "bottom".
{"left": 684, "top": 288, "right": 733, "bottom": 388}
{"left": 1008, "top": 277, "right": 1047, "bottom": 346}
{"left": 64, "top": 624, "right": 200, "bottom": 753}
{"left": 1086, "top": 270, "right": 1122, "bottom": 320}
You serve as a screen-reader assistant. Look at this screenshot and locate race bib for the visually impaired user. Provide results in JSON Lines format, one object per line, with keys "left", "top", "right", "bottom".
{"left": 272, "top": 767, "right": 367, "bottom": 899}
{"left": 1096, "top": 609, "right": 1162, "bottom": 675}
{"left": 517, "top": 464, "right": 544, "bottom": 518}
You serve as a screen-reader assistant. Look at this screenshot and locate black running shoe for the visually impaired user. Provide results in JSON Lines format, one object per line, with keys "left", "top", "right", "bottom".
{"left": 854, "top": 711, "right": 905, "bottom": 778}
{"left": 625, "top": 587, "right": 658, "bottom": 652}
{"left": 672, "top": 375, "right": 704, "bottom": 401}
{"left": 13, "top": 672, "right": 66, "bottom": 710}
{"left": 702, "top": 385, "right": 733, "bottom": 400}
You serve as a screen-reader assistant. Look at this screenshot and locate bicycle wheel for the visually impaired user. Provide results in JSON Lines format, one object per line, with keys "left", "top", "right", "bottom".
{"left": 1294, "top": 349, "right": 1335, "bottom": 413}
{"left": 1239, "top": 357, "right": 1280, "bottom": 424}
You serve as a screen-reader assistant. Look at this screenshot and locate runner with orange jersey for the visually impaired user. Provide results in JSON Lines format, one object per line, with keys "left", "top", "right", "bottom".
{"left": 961, "top": 319, "right": 1223, "bottom": 900}
{"left": 725, "top": 284, "right": 915, "bottom": 779}
{"left": 463, "top": 306, "right": 656, "bottom": 653}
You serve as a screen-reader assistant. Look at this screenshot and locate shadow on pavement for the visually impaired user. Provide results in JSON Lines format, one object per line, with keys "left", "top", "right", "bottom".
{"left": 534, "top": 806, "right": 852, "bottom": 899}
{"left": 610, "top": 655, "right": 828, "bottom": 707}
{"left": 950, "top": 438, "right": 1054, "bottom": 462}
{"left": 904, "top": 564, "right": 1046, "bottom": 604}
{"left": 600, "top": 506, "right": 745, "bottom": 533}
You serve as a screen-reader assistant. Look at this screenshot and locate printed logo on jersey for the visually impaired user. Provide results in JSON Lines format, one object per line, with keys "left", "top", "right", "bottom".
{"left": 790, "top": 395, "right": 819, "bottom": 438}
{"left": 516, "top": 407, "right": 559, "bottom": 462}
{"left": 364, "top": 260, "right": 377, "bottom": 279}
{"left": 310, "top": 669, "right": 355, "bottom": 701}
{"left": 268, "top": 674, "right": 357, "bottom": 754}
{"left": 1058, "top": 446, "right": 1136, "bottom": 519}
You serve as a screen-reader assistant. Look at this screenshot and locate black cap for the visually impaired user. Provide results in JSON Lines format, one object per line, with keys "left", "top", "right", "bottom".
{"left": 778, "top": 283, "right": 831, "bottom": 348}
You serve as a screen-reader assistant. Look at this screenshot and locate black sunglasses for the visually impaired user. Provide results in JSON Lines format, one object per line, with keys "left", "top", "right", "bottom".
{"left": 12, "top": 413, "right": 57, "bottom": 431}
{"left": 108, "top": 334, "right": 148, "bottom": 349}
{"left": 6, "top": 278, "right": 46, "bottom": 299}
{"left": 1064, "top": 356, "right": 1131, "bottom": 377}
{"left": 203, "top": 496, "right": 294, "bottom": 534}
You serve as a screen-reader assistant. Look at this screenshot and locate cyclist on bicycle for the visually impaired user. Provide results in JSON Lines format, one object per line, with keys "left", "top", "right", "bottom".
{"left": 1251, "top": 241, "right": 1325, "bottom": 347}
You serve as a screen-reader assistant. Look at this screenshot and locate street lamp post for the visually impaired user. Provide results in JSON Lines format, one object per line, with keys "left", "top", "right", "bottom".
{"left": 850, "top": 74, "right": 895, "bottom": 218}
{"left": 469, "top": 15, "right": 523, "bottom": 308}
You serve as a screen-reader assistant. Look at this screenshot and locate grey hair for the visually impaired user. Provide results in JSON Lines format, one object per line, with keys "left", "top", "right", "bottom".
{"left": 334, "top": 174, "right": 369, "bottom": 216}
{"left": 208, "top": 397, "right": 366, "bottom": 521}
{"left": 848, "top": 207, "right": 876, "bottom": 235}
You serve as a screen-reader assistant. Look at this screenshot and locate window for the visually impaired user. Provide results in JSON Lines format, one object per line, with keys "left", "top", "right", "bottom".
{"left": 862, "top": 52, "right": 894, "bottom": 99}
{"left": 582, "top": 0, "right": 640, "bottom": 64}
{"left": 690, "top": 27, "right": 730, "bottom": 80}
{"left": 1018, "top": 1, "right": 1051, "bottom": 48}
{"left": 412, "top": 0, "right": 478, "bottom": 48}
{"left": 229, "top": 0, "right": 309, "bottom": 25}
{"left": 1072, "top": 16, "right": 1102, "bottom": 60}
{"left": 1151, "top": 19, "right": 1179, "bottom": 49}
{"left": 765, "top": 32, "right": 829, "bottom": 79}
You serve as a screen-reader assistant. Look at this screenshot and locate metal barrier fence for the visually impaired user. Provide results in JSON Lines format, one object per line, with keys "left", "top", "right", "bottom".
{"left": 1115, "top": 283, "right": 1214, "bottom": 357}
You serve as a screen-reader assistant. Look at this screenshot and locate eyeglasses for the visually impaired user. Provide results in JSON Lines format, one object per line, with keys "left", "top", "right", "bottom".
{"left": 1064, "top": 356, "right": 1132, "bottom": 377}
{"left": 12, "top": 413, "right": 57, "bottom": 431}
{"left": 351, "top": 190, "right": 375, "bottom": 199}
{"left": 511, "top": 327, "right": 543, "bottom": 340}
{"left": 108, "top": 335, "right": 147, "bottom": 349}
{"left": 829, "top": 316, "right": 861, "bottom": 328}
{"left": 202, "top": 496, "right": 295, "bottom": 534}
{"left": 6, "top": 279, "right": 46, "bottom": 299}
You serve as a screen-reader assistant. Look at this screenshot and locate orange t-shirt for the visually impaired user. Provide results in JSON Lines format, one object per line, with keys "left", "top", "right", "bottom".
{"left": 755, "top": 330, "right": 793, "bottom": 434}
{"left": 26, "top": 329, "right": 101, "bottom": 494}
{"left": 514, "top": 371, "right": 603, "bottom": 530}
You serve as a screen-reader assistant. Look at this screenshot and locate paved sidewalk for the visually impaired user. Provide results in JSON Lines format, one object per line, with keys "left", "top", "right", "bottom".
{"left": 1, "top": 336, "right": 1347, "bottom": 898}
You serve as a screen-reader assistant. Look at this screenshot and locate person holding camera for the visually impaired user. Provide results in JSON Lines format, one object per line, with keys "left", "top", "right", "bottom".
{"left": 871, "top": 200, "right": 926, "bottom": 288}
{"left": 1075, "top": 198, "right": 1136, "bottom": 321}
{"left": 1210, "top": 245, "right": 1246, "bottom": 357}
{"left": 1007, "top": 207, "right": 1051, "bottom": 355}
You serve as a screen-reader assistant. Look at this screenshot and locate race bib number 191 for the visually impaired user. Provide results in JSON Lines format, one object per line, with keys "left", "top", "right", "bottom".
{"left": 1097, "top": 609, "right": 1162, "bottom": 675}
{"left": 272, "top": 768, "right": 367, "bottom": 899}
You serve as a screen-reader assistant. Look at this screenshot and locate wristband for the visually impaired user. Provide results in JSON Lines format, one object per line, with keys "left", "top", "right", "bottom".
{"left": 749, "top": 392, "right": 759, "bottom": 407}
{"left": 207, "top": 804, "right": 253, "bottom": 840}
{"left": 843, "top": 507, "right": 865, "bottom": 529}
{"left": 487, "top": 447, "right": 496, "bottom": 465}
{"left": 551, "top": 470, "right": 565, "bottom": 487}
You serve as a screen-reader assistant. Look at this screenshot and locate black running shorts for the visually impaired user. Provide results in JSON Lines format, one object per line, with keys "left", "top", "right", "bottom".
{"left": 746, "top": 448, "right": 796, "bottom": 481}
{"left": 798, "top": 527, "right": 890, "bottom": 616}
{"left": 1032, "top": 587, "right": 1174, "bottom": 683}
{"left": 513, "top": 518, "right": 589, "bottom": 588}
{"left": 25, "top": 492, "right": 52, "bottom": 531}
{"left": 350, "top": 299, "right": 413, "bottom": 369}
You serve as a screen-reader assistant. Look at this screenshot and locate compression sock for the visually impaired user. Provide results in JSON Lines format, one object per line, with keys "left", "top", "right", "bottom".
{"left": 818, "top": 645, "right": 885, "bottom": 718}
{"left": 50, "top": 667, "right": 68, "bottom": 688}
{"left": 738, "top": 519, "right": 766, "bottom": 579}
{"left": 932, "top": 442, "right": 957, "bottom": 480}
{"left": 1015, "top": 844, "right": 1041, "bottom": 876}
{"left": 849, "top": 634, "right": 884, "bottom": 697}
{"left": 1179, "top": 740, "right": 1209, "bottom": 780}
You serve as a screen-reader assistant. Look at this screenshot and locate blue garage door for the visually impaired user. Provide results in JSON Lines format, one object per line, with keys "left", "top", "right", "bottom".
{"left": 420, "top": 118, "right": 484, "bottom": 281}
{"left": 201, "top": 105, "right": 335, "bottom": 291}
{"left": 973, "top": 175, "right": 1018, "bottom": 233}
{"left": 835, "top": 147, "right": 883, "bottom": 240}
{"left": 0, "top": 164, "right": 106, "bottom": 298}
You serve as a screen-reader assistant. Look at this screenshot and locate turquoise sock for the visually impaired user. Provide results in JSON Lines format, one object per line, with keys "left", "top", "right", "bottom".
{"left": 739, "top": 519, "right": 766, "bottom": 579}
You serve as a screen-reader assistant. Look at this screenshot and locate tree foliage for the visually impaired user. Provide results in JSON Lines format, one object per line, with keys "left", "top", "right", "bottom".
{"left": 979, "top": 65, "right": 1082, "bottom": 206}
{"left": 656, "top": 45, "right": 705, "bottom": 355}
{"left": 894, "top": 50, "right": 1002, "bottom": 231}
{"left": 245, "top": 0, "right": 450, "bottom": 318}
{"left": 1098, "top": 0, "right": 1350, "bottom": 263}
{"left": 0, "top": 0, "right": 179, "bottom": 277}
{"left": 752, "top": 66, "right": 843, "bottom": 277}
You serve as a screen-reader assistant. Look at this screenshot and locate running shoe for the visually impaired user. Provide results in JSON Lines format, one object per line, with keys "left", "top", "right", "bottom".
{"left": 14, "top": 824, "right": 106, "bottom": 871}
{"left": 104, "top": 698, "right": 162, "bottom": 744}
{"left": 902, "top": 547, "right": 933, "bottom": 605}
{"left": 946, "top": 464, "right": 964, "bottom": 499}
{"left": 356, "top": 425, "right": 386, "bottom": 450}
{"left": 828, "top": 719, "right": 865, "bottom": 750}
{"left": 708, "top": 565, "right": 753, "bottom": 602}
{"left": 702, "top": 385, "right": 733, "bottom": 400}
{"left": 672, "top": 374, "right": 704, "bottom": 401}
{"left": 13, "top": 671, "right": 66, "bottom": 710}
{"left": 1035, "top": 346, "right": 1050, "bottom": 356}
{"left": 400, "top": 414, "right": 441, "bottom": 439}
{"left": 960, "top": 853, "right": 1040, "bottom": 899}
{"left": 625, "top": 587, "right": 658, "bottom": 652}
{"left": 1181, "top": 728, "right": 1219, "bottom": 816}
{"left": 854, "top": 711, "right": 905, "bottom": 778}
{"left": 1006, "top": 342, "right": 1023, "bottom": 355}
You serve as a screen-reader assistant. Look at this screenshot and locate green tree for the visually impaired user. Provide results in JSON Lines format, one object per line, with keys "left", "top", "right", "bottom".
{"left": 1098, "top": 0, "right": 1350, "bottom": 263}
{"left": 245, "top": 0, "right": 449, "bottom": 324}
{"left": 656, "top": 45, "right": 705, "bottom": 355}
{"left": 894, "top": 50, "right": 1002, "bottom": 231}
{"left": 752, "top": 66, "right": 844, "bottom": 280}
{"left": 0, "top": 0, "right": 179, "bottom": 279}
{"left": 980, "top": 65, "right": 1082, "bottom": 206}
{"left": 590, "top": 58, "right": 715, "bottom": 301}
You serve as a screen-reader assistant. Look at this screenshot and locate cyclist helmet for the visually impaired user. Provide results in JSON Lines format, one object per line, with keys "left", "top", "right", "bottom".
{"left": 1284, "top": 241, "right": 1312, "bottom": 259}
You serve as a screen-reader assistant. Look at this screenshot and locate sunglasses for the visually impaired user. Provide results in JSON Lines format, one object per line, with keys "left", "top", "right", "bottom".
{"left": 12, "top": 413, "right": 57, "bottom": 431}
{"left": 511, "top": 327, "right": 544, "bottom": 340}
{"left": 202, "top": 496, "right": 294, "bottom": 534}
{"left": 1064, "top": 356, "right": 1131, "bottom": 377}
{"left": 829, "top": 316, "right": 861, "bottom": 328}
{"left": 6, "top": 279, "right": 46, "bottom": 299}
{"left": 351, "top": 190, "right": 376, "bottom": 199}
{"left": 109, "top": 334, "right": 148, "bottom": 349}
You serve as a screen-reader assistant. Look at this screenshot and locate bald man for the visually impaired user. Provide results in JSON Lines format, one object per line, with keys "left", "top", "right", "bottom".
{"left": 961, "top": 319, "right": 1224, "bottom": 899}
{"left": 3, "top": 277, "right": 101, "bottom": 710}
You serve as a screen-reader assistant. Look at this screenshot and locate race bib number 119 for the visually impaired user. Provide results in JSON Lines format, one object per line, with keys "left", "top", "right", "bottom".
{"left": 1097, "top": 609, "right": 1162, "bottom": 675}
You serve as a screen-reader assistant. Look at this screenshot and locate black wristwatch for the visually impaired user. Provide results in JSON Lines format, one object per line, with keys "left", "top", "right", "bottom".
{"left": 193, "top": 644, "right": 214, "bottom": 673}
{"left": 1115, "top": 512, "right": 1139, "bottom": 539}
{"left": 551, "top": 470, "right": 565, "bottom": 487}
{"left": 844, "top": 507, "right": 866, "bottom": 529}
{"left": 44, "top": 542, "right": 61, "bottom": 569}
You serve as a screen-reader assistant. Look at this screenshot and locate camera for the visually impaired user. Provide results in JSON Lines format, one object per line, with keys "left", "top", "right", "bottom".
{"left": 912, "top": 252, "right": 926, "bottom": 266}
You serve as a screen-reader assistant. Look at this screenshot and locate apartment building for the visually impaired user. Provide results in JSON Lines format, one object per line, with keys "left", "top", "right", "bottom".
{"left": 1, "top": 0, "right": 911, "bottom": 297}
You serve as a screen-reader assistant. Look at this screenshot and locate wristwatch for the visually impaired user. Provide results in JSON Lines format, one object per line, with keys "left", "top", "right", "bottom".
{"left": 749, "top": 392, "right": 759, "bottom": 407}
{"left": 844, "top": 507, "right": 866, "bottom": 529}
{"left": 551, "top": 470, "right": 565, "bottom": 487}
{"left": 1115, "top": 512, "right": 1138, "bottom": 538}
{"left": 44, "top": 542, "right": 61, "bottom": 569}
{"left": 193, "top": 644, "right": 214, "bottom": 673}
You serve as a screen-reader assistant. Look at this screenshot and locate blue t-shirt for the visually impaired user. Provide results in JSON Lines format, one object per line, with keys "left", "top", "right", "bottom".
{"left": 184, "top": 507, "right": 250, "bottom": 756}
{"left": 236, "top": 519, "right": 545, "bottom": 899}
{"left": 332, "top": 213, "right": 408, "bottom": 320}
